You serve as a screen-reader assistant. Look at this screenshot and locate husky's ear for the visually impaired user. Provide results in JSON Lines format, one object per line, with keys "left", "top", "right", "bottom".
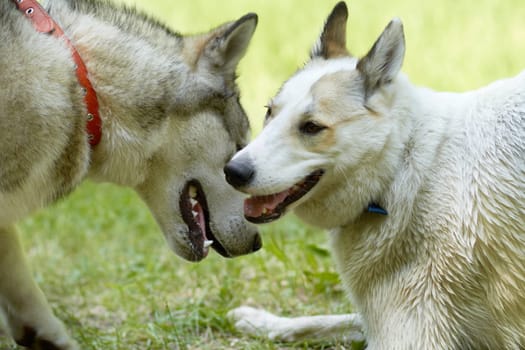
{"left": 357, "top": 18, "right": 405, "bottom": 99}
{"left": 310, "top": 2, "right": 350, "bottom": 59}
{"left": 203, "top": 13, "right": 257, "bottom": 74}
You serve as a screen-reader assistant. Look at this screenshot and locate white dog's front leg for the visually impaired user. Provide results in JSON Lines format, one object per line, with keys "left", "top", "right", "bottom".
{"left": 228, "top": 306, "right": 365, "bottom": 344}
{"left": 0, "top": 226, "right": 78, "bottom": 350}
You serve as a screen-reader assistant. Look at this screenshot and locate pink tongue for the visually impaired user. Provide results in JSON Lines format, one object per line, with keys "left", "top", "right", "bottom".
{"left": 193, "top": 202, "right": 206, "bottom": 236}
{"left": 244, "top": 190, "right": 290, "bottom": 218}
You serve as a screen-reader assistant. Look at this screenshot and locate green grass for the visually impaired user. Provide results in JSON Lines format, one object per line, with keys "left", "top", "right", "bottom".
{"left": 2, "top": 0, "right": 525, "bottom": 349}
{"left": 4, "top": 184, "right": 346, "bottom": 350}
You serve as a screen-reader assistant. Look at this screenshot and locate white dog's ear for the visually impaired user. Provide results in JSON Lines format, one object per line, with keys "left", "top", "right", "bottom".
{"left": 310, "top": 2, "right": 350, "bottom": 59}
{"left": 357, "top": 18, "right": 405, "bottom": 99}
{"left": 203, "top": 13, "right": 258, "bottom": 74}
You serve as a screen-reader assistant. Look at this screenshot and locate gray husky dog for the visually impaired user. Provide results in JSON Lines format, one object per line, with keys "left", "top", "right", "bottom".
{"left": 226, "top": 2, "right": 525, "bottom": 349}
{"left": 0, "top": 0, "right": 261, "bottom": 348}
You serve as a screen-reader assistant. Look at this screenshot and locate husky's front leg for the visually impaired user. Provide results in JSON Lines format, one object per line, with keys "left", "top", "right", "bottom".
{"left": 228, "top": 306, "right": 365, "bottom": 344}
{"left": 0, "top": 226, "right": 78, "bottom": 350}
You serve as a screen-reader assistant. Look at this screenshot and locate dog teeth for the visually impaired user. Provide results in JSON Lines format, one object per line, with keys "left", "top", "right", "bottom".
{"left": 189, "top": 186, "right": 197, "bottom": 198}
{"left": 262, "top": 208, "right": 268, "bottom": 215}
{"left": 190, "top": 198, "right": 198, "bottom": 207}
{"left": 203, "top": 240, "right": 214, "bottom": 248}
{"left": 192, "top": 210, "right": 198, "bottom": 218}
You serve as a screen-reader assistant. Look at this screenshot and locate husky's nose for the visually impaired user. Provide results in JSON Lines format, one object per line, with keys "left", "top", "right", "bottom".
{"left": 224, "top": 158, "right": 255, "bottom": 188}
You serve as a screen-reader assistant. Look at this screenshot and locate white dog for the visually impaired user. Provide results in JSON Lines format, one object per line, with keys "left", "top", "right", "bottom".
{"left": 225, "top": 2, "right": 525, "bottom": 349}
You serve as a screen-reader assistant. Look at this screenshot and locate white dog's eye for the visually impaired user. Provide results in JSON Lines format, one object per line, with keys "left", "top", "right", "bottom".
{"left": 299, "top": 121, "right": 327, "bottom": 135}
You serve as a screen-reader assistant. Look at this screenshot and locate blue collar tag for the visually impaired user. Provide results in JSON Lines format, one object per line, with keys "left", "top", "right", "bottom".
{"left": 367, "top": 203, "right": 388, "bottom": 215}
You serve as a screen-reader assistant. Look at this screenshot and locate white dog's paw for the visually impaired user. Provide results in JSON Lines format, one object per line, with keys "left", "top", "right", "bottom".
{"left": 227, "top": 306, "right": 296, "bottom": 341}
{"left": 227, "top": 306, "right": 278, "bottom": 336}
{"left": 228, "top": 306, "right": 366, "bottom": 344}
{"left": 227, "top": 306, "right": 310, "bottom": 342}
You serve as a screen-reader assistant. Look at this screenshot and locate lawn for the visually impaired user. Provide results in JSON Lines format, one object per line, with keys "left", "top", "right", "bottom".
{"left": 2, "top": 0, "right": 524, "bottom": 349}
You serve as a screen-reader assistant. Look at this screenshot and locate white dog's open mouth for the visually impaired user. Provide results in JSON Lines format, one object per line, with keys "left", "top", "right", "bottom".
{"left": 180, "top": 180, "right": 229, "bottom": 260}
{"left": 244, "top": 170, "right": 325, "bottom": 224}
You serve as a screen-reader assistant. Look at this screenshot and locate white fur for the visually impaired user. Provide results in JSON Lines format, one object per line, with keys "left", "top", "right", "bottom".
{"left": 233, "top": 57, "right": 359, "bottom": 196}
{"left": 229, "top": 27, "right": 525, "bottom": 350}
{"left": 228, "top": 306, "right": 365, "bottom": 343}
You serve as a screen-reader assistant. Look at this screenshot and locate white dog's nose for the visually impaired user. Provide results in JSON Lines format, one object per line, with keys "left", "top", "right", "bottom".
{"left": 224, "top": 158, "right": 255, "bottom": 188}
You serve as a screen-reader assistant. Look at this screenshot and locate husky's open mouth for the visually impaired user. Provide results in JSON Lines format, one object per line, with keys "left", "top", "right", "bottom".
{"left": 244, "top": 170, "right": 325, "bottom": 224}
{"left": 180, "top": 180, "right": 229, "bottom": 260}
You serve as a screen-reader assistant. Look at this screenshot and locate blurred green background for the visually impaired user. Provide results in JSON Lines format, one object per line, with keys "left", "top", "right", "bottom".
{"left": 2, "top": 1, "right": 524, "bottom": 349}
{"left": 119, "top": 0, "right": 525, "bottom": 134}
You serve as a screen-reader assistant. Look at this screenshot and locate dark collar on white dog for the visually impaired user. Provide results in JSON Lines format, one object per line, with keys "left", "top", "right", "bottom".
{"left": 367, "top": 203, "right": 388, "bottom": 215}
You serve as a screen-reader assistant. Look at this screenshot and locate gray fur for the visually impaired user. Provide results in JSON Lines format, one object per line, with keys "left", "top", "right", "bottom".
{"left": 0, "top": 1, "right": 259, "bottom": 348}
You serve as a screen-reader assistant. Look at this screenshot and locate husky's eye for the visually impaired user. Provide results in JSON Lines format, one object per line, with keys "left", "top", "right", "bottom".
{"left": 299, "top": 121, "right": 327, "bottom": 135}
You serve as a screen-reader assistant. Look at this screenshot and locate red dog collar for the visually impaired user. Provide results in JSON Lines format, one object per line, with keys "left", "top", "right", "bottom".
{"left": 12, "top": 0, "right": 102, "bottom": 146}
